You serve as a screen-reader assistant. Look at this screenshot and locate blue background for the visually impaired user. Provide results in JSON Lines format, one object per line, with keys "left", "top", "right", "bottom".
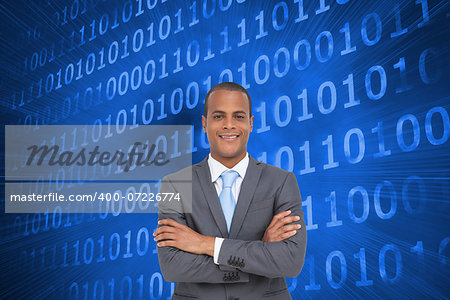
{"left": 0, "top": 0, "right": 449, "bottom": 299}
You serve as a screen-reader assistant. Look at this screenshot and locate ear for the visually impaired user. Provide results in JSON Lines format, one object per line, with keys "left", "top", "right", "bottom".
{"left": 249, "top": 115, "right": 254, "bottom": 132}
{"left": 202, "top": 115, "right": 207, "bottom": 133}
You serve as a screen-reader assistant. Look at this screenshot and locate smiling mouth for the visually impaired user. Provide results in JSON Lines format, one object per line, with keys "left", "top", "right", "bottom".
{"left": 219, "top": 134, "right": 240, "bottom": 140}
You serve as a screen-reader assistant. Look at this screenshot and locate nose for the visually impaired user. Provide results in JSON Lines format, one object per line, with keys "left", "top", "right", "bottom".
{"left": 223, "top": 117, "right": 236, "bottom": 130}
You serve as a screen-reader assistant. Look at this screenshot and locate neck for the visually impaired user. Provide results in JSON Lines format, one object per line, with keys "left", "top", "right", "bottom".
{"left": 211, "top": 152, "right": 246, "bottom": 169}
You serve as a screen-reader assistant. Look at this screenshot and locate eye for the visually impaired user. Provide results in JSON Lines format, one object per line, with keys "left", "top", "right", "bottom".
{"left": 213, "top": 115, "right": 223, "bottom": 119}
{"left": 235, "top": 115, "right": 245, "bottom": 119}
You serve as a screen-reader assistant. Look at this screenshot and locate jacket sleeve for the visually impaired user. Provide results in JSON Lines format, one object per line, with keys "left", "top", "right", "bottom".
{"left": 217, "top": 172, "right": 307, "bottom": 278}
{"left": 156, "top": 176, "right": 250, "bottom": 283}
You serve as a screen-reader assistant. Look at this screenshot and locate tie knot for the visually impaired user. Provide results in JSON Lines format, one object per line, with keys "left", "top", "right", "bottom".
{"left": 221, "top": 170, "right": 239, "bottom": 188}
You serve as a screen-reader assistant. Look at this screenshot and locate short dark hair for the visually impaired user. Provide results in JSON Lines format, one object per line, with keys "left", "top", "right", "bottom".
{"left": 204, "top": 82, "right": 252, "bottom": 116}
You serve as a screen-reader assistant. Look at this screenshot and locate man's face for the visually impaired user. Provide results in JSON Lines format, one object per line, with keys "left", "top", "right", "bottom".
{"left": 202, "top": 90, "right": 253, "bottom": 165}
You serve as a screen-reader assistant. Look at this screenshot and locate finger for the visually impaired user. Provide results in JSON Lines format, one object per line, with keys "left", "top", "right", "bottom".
{"left": 267, "top": 210, "right": 291, "bottom": 228}
{"left": 279, "top": 230, "right": 297, "bottom": 240}
{"left": 280, "top": 224, "right": 302, "bottom": 232}
{"left": 154, "top": 233, "right": 176, "bottom": 241}
{"left": 269, "top": 223, "right": 299, "bottom": 238}
{"left": 280, "top": 215, "right": 300, "bottom": 225}
{"left": 157, "top": 240, "right": 176, "bottom": 247}
{"left": 153, "top": 228, "right": 162, "bottom": 236}
{"left": 271, "top": 213, "right": 297, "bottom": 231}
{"left": 269, "top": 229, "right": 296, "bottom": 243}
{"left": 275, "top": 210, "right": 292, "bottom": 220}
{"left": 158, "top": 219, "right": 181, "bottom": 228}
{"left": 153, "top": 226, "right": 177, "bottom": 236}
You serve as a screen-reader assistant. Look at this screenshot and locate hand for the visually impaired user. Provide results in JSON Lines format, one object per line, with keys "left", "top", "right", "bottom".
{"left": 153, "top": 219, "right": 215, "bottom": 256}
{"left": 262, "top": 210, "right": 301, "bottom": 242}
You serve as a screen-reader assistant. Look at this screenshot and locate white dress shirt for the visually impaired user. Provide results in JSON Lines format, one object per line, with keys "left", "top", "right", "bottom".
{"left": 207, "top": 153, "right": 249, "bottom": 264}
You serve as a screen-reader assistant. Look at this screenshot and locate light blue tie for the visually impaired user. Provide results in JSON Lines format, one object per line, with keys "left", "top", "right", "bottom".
{"left": 219, "top": 170, "right": 239, "bottom": 232}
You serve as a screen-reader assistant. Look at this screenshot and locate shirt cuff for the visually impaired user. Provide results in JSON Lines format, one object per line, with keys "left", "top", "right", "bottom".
{"left": 213, "top": 237, "right": 224, "bottom": 264}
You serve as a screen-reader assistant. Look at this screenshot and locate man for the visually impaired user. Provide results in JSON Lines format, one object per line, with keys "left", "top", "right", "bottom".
{"left": 154, "top": 82, "right": 307, "bottom": 300}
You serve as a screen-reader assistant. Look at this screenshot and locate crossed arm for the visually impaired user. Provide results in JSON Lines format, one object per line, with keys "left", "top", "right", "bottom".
{"left": 155, "top": 172, "right": 307, "bottom": 282}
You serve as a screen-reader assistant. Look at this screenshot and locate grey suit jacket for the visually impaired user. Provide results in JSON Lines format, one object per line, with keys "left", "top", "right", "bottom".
{"left": 157, "top": 155, "right": 307, "bottom": 300}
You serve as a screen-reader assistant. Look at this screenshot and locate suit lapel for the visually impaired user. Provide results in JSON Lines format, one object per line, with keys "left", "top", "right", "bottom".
{"left": 229, "top": 155, "right": 263, "bottom": 239}
{"left": 195, "top": 157, "right": 229, "bottom": 238}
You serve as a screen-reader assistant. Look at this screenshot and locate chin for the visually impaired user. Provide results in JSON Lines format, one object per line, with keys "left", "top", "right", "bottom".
{"left": 219, "top": 150, "right": 245, "bottom": 159}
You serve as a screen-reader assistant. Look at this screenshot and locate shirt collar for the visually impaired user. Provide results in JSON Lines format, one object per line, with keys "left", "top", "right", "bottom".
{"left": 208, "top": 153, "right": 249, "bottom": 183}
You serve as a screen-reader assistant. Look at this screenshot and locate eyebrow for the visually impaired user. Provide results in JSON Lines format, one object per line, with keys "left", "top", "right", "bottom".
{"left": 211, "top": 110, "right": 247, "bottom": 115}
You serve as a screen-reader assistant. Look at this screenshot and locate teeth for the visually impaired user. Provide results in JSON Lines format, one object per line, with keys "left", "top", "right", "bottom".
{"left": 221, "top": 135, "right": 237, "bottom": 139}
